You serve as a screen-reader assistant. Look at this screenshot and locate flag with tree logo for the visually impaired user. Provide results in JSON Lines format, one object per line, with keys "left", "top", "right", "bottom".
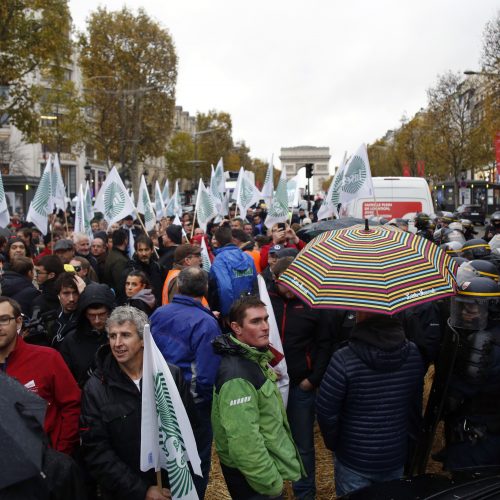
{"left": 84, "top": 181, "right": 94, "bottom": 223}
{"left": 286, "top": 175, "right": 300, "bottom": 208}
{"left": 210, "top": 157, "right": 226, "bottom": 216}
{"left": 236, "top": 169, "right": 261, "bottom": 216}
{"left": 166, "top": 180, "right": 182, "bottom": 217}
{"left": 200, "top": 237, "right": 211, "bottom": 272}
{"left": 339, "top": 144, "right": 374, "bottom": 210}
{"left": 137, "top": 175, "right": 156, "bottom": 232}
{"left": 195, "top": 179, "right": 218, "bottom": 232}
{"left": 162, "top": 179, "right": 170, "bottom": 206}
{"left": 140, "top": 324, "right": 201, "bottom": 500}
{"left": 94, "top": 167, "right": 136, "bottom": 225}
{"left": 27, "top": 161, "right": 52, "bottom": 234}
{"left": 0, "top": 170, "right": 10, "bottom": 228}
{"left": 317, "top": 153, "right": 347, "bottom": 220}
{"left": 74, "top": 184, "right": 93, "bottom": 238}
{"left": 265, "top": 168, "right": 288, "bottom": 228}
{"left": 260, "top": 156, "right": 274, "bottom": 205}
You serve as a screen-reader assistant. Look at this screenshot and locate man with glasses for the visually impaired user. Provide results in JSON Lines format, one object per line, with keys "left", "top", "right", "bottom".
{"left": 0, "top": 296, "right": 81, "bottom": 454}
{"left": 31, "top": 255, "right": 65, "bottom": 318}
{"left": 60, "top": 283, "right": 115, "bottom": 387}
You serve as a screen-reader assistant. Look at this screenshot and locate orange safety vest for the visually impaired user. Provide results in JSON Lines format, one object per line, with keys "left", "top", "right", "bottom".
{"left": 161, "top": 269, "right": 209, "bottom": 307}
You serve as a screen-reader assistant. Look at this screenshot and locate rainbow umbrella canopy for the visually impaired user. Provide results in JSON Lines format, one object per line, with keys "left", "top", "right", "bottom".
{"left": 278, "top": 223, "right": 458, "bottom": 315}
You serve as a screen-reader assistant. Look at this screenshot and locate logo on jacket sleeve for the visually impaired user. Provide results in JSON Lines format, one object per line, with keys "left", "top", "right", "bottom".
{"left": 229, "top": 396, "right": 252, "bottom": 406}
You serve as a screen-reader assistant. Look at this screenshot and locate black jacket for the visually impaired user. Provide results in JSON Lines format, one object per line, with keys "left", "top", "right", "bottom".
{"left": 59, "top": 283, "right": 116, "bottom": 387}
{"left": 121, "top": 255, "right": 166, "bottom": 306}
{"left": 158, "top": 245, "right": 177, "bottom": 273}
{"left": 268, "top": 284, "right": 333, "bottom": 386}
{"left": 80, "top": 345, "right": 199, "bottom": 500}
{"left": 0, "top": 270, "right": 40, "bottom": 316}
{"left": 31, "top": 278, "right": 60, "bottom": 316}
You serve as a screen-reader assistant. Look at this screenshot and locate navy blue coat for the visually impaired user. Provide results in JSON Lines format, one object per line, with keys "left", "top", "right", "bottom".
{"left": 317, "top": 316, "right": 424, "bottom": 474}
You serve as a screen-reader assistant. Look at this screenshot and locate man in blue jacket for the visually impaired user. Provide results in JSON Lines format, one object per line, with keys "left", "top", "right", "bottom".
{"left": 150, "top": 266, "right": 221, "bottom": 499}
{"left": 208, "top": 225, "right": 257, "bottom": 320}
{"left": 316, "top": 311, "right": 424, "bottom": 497}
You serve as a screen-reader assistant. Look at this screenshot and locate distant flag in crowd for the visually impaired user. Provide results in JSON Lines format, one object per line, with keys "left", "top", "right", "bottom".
{"left": 257, "top": 275, "right": 289, "bottom": 406}
{"left": 236, "top": 169, "right": 261, "bottom": 216}
{"left": 74, "top": 184, "right": 93, "bottom": 238}
{"left": 286, "top": 175, "right": 300, "bottom": 208}
{"left": 231, "top": 167, "right": 243, "bottom": 202}
{"left": 317, "top": 153, "right": 347, "bottom": 221}
{"left": 260, "top": 155, "right": 274, "bottom": 205}
{"left": 51, "top": 154, "right": 67, "bottom": 211}
{"left": 194, "top": 179, "right": 217, "bottom": 232}
{"left": 154, "top": 181, "right": 165, "bottom": 220}
{"left": 0, "top": 170, "right": 10, "bottom": 228}
{"left": 84, "top": 181, "right": 94, "bottom": 222}
{"left": 210, "top": 157, "right": 226, "bottom": 217}
{"left": 140, "top": 324, "right": 201, "bottom": 500}
{"left": 339, "top": 143, "right": 375, "bottom": 211}
{"left": 94, "top": 166, "right": 136, "bottom": 225}
{"left": 137, "top": 175, "right": 156, "bottom": 232}
{"left": 162, "top": 179, "right": 170, "bottom": 206}
{"left": 264, "top": 167, "right": 288, "bottom": 228}
{"left": 27, "top": 160, "right": 52, "bottom": 234}
{"left": 200, "top": 236, "right": 211, "bottom": 272}
{"left": 166, "top": 180, "right": 182, "bottom": 217}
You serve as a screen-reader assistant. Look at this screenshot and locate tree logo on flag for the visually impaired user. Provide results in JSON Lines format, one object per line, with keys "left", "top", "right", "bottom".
{"left": 33, "top": 172, "right": 51, "bottom": 215}
{"left": 198, "top": 192, "right": 214, "bottom": 221}
{"left": 143, "top": 191, "right": 154, "bottom": 222}
{"left": 104, "top": 181, "right": 126, "bottom": 219}
{"left": 342, "top": 156, "right": 366, "bottom": 194}
{"left": 154, "top": 372, "right": 194, "bottom": 497}
{"left": 240, "top": 179, "right": 253, "bottom": 208}
{"left": 331, "top": 169, "right": 344, "bottom": 205}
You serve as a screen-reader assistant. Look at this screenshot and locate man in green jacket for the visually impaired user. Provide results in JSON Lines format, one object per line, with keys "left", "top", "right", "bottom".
{"left": 211, "top": 296, "right": 304, "bottom": 499}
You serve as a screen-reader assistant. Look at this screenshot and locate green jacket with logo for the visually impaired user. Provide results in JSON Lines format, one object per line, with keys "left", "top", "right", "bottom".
{"left": 211, "top": 334, "right": 304, "bottom": 496}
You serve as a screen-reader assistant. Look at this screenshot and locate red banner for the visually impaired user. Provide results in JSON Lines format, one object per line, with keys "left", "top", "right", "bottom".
{"left": 496, "top": 132, "right": 500, "bottom": 176}
{"left": 402, "top": 162, "right": 411, "bottom": 177}
{"left": 417, "top": 160, "right": 425, "bottom": 177}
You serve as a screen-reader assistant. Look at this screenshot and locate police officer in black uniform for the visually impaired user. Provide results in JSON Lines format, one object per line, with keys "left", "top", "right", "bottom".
{"left": 483, "top": 211, "right": 500, "bottom": 242}
{"left": 437, "top": 277, "right": 500, "bottom": 470}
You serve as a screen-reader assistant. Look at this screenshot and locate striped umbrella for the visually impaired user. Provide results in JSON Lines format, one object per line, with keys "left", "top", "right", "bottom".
{"left": 278, "top": 224, "right": 458, "bottom": 315}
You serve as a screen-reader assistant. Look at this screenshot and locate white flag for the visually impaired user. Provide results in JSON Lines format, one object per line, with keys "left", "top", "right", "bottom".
{"left": 210, "top": 157, "right": 225, "bottom": 214}
{"left": 264, "top": 168, "right": 288, "bottom": 228}
{"left": 231, "top": 167, "right": 243, "bottom": 202}
{"left": 94, "top": 166, "right": 136, "bottom": 225}
{"left": 0, "top": 170, "right": 10, "bottom": 228}
{"left": 51, "top": 154, "right": 67, "bottom": 211}
{"left": 84, "top": 181, "right": 94, "bottom": 222}
{"left": 200, "top": 236, "right": 211, "bottom": 272}
{"left": 317, "top": 153, "right": 347, "bottom": 221}
{"left": 162, "top": 179, "right": 170, "bottom": 206}
{"left": 195, "top": 179, "right": 218, "bottom": 232}
{"left": 166, "top": 180, "right": 182, "bottom": 217}
{"left": 27, "top": 161, "right": 52, "bottom": 235}
{"left": 74, "top": 184, "right": 85, "bottom": 235}
{"left": 261, "top": 156, "right": 274, "bottom": 205}
{"left": 257, "top": 275, "right": 289, "bottom": 406}
{"left": 172, "top": 214, "right": 189, "bottom": 243}
{"left": 286, "top": 175, "right": 300, "bottom": 208}
{"left": 236, "top": 170, "right": 261, "bottom": 216}
{"left": 154, "top": 181, "right": 165, "bottom": 220}
{"left": 141, "top": 324, "right": 201, "bottom": 500}
{"left": 137, "top": 175, "right": 156, "bottom": 232}
{"left": 339, "top": 144, "right": 374, "bottom": 208}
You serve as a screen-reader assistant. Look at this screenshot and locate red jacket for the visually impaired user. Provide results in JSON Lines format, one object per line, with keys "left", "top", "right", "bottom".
{"left": 5, "top": 336, "right": 81, "bottom": 454}
{"left": 260, "top": 239, "right": 306, "bottom": 269}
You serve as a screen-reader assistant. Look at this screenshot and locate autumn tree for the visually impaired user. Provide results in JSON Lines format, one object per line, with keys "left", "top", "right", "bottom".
{"left": 79, "top": 7, "right": 177, "bottom": 191}
{"left": 0, "top": 0, "right": 72, "bottom": 137}
{"left": 195, "top": 110, "right": 234, "bottom": 178}
{"left": 164, "top": 131, "right": 195, "bottom": 181}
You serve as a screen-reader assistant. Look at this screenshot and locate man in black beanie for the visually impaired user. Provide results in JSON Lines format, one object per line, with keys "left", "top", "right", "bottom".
{"left": 159, "top": 224, "right": 182, "bottom": 272}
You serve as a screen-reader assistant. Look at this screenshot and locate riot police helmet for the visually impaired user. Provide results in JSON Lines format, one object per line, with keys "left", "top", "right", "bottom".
{"left": 440, "top": 241, "right": 463, "bottom": 257}
{"left": 450, "top": 277, "right": 500, "bottom": 331}
{"left": 489, "top": 211, "right": 500, "bottom": 227}
{"left": 461, "top": 239, "right": 491, "bottom": 260}
{"left": 414, "top": 212, "right": 430, "bottom": 230}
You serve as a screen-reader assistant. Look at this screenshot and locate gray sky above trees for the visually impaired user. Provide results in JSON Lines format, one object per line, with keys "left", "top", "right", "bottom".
{"left": 70, "top": 0, "right": 498, "bottom": 181}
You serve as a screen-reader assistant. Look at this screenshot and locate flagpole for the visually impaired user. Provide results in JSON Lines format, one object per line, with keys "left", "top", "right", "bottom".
{"left": 156, "top": 470, "right": 162, "bottom": 490}
{"left": 191, "top": 208, "right": 197, "bottom": 240}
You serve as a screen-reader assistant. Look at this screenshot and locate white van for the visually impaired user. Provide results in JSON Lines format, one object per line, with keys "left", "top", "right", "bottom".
{"left": 348, "top": 177, "right": 435, "bottom": 231}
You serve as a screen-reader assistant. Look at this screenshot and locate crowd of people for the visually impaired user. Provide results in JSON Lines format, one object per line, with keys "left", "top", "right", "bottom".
{"left": 1, "top": 202, "right": 500, "bottom": 500}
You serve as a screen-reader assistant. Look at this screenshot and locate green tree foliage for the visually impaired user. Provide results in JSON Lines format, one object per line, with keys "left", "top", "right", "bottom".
{"left": 165, "top": 131, "right": 195, "bottom": 180}
{"left": 196, "top": 110, "right": 234, "bottom": 178}
{"left": 0, "top": 0, "right": 72, "bottom": 136}
{"left": 79, "top": 7, "right": 177, "bottom": 189}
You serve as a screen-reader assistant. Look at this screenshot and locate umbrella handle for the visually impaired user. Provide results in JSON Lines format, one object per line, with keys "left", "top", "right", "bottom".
{"left": 364, "top": 218, "right": 369, "bottom": 231}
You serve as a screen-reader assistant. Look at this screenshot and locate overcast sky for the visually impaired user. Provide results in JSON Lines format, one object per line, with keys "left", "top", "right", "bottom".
{"left": 69, "top": 0, "right": 498, "bottom": 182}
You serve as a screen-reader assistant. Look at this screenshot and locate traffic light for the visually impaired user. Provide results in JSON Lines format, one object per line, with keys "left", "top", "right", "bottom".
{"left": 305, "top": 163, "right": 314, "bottom": 178}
